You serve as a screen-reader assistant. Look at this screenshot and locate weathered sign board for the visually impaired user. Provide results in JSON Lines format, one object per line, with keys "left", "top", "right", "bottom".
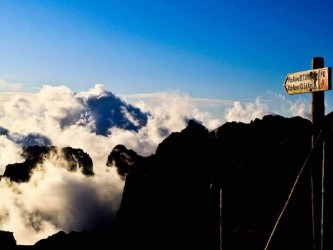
{"left": 283, "top": 67, "right": 331, "bottom": 95}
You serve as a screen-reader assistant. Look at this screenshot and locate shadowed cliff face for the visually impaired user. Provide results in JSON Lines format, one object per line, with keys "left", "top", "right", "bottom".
{"left": 107, "top": 120, "right": 216, "bottom": 250}
{"left": 106, "top": 115, "right": 313, "bottom": 250}
{"left": 211, "top": 115, "right": 313, "bottom": 249}
{"left": 3, "top": 146, "right": 93, "bottom": 182}
{"left": 0, "top": 231, "right": 16, "bottom": 249}
{"left": 106, "top": 144, "right": 145, "bottom": 180}
{"left": 5, "top": 115, "right": 318, "bottom": 250}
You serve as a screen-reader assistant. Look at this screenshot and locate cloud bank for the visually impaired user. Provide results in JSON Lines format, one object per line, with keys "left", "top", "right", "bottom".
{"left": 0, "top": 79, "right": 23, "bottom": 92}
{"left": 225, "top": 97, "right": 273, "bottom": 123}
{"left": 0, "top": 84, "right": 223, "bottom": 245}
{"left": 0, "top": 84, "right": 313, "bottom": 245}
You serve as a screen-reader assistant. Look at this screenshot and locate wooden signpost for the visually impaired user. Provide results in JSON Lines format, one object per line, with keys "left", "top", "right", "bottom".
{"left": 283, "top": 57, "right": 332, "bottom": 250}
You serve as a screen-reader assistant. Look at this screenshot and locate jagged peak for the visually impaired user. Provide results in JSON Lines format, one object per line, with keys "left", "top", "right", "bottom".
{"left": 213, "top": 114, "right": 311, "bottom": 139}
{"left": 3, "top": 145, "right": 93, "bottom": 183}
{"left": 184, "top": 119, "right": 208, "bottom": 134}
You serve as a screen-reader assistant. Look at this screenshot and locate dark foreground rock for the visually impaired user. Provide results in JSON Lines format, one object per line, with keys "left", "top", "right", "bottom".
{"left": 0, "top": 231, "right": 16, "bottom": 249}
{"left": 8, "top": 115, "right": 332, "bottom": 250}
{"left": 106, "top": 115, "right": 314, "bottom": 250}
{"left": 3, "top": 146, "right": 93, "bottom": 182}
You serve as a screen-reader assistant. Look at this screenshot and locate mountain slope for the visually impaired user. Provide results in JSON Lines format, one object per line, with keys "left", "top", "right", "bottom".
{"left": 5, "top": 115, "right": 320, "bottom": 250}
{"left": 107, "top": 115, "right": 313, "bottom": 250}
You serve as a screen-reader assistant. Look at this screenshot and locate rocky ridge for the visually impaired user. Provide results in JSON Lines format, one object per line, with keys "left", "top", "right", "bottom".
{"left": 4, "top": 115, "right": 329, "bottom": 250}
{"left": 3, "top": 146, "right": 93, "bottom": 182}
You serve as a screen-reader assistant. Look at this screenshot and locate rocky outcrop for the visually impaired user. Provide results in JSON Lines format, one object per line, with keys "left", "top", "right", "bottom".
{"left": 107, "top": 115, "right": 314, "bottom": 249}
{"left": 3, "top": 146, "right": 93, "bottom": 182}
{"left": 33, "top": 231, "right": 111, "bottom": 250}
{"left": 61, "top": 147, "right": 94, "bottom": 176}
{"left": 0, "top": 230, "right": 16, "bottom": 249}
{"left": 106, "top": 144, "right": 146, "bottom": 180}
{"left": 211, "top": 115, "right": 313, "bottom": 249}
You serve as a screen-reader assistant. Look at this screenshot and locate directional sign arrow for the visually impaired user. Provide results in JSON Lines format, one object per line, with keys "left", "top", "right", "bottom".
{"left": 283, "top": 67, "right": 331, "bottom": 95}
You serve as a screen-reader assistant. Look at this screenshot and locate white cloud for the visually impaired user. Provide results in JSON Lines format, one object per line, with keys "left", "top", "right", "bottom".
{"left": 289, "top": 99, "right": 311, "bottom": 119}
{"left": 0, "top": 85, "right": 225, "bottom": 244}
{"left": 122, "top": 92, "right": 233, "bottom": 108}
{"left": 0, "top": 84, "right": 316, "bottom": 245}
{"left": 0, "top": 154, "right": 123, "bottom": 245}
{"left": 264, "top": 91, "right": 311, "bottom": 120}
{"left": 0, "top": 136, "right": 24, "bottom": 174}
{"left": 0, "top": 86, "right": 82, "bottom": 136}
{"left": 0, "top": 79, "right": 23, "bottom": 92}
{"left": 76, "top": 83, "right": 108, "bottom": 99}
{"left": 123, "top": 92, "right": 226, "bottom": 131}
{"left": 225, "top": 97, "right": 273, "bottom": 123}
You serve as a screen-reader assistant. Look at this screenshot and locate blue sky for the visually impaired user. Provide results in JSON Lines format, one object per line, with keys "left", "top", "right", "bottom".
{"left": 1, "top": 0, "right": 333, "bottom": 115}
{"left": 2, "top": 1, "right": 333, "bottom": 244}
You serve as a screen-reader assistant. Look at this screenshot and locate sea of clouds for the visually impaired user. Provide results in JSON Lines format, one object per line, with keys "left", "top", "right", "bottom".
{"left": 0, "top": 84, "right": 311, "bottom": 245}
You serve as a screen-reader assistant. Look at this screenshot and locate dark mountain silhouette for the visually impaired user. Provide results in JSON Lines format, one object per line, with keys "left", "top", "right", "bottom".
{"left": 15, "top": 133, "right": 52, "bottom": 147}
{"left": 0, "top": 126, "right": 9, "bottom": 136}
{"left": 0, "top": 231, "right": 16, "bottom": 249}
{"left": 3, "top": 146, "right": 93, "bottom": 182}
{"left": 106, "top": 144, "right": 146, "bottom": 180}
{"left": 84, "top": 93, "right": 148, "bottom": 135}
{"left": 0, "top": 127, "right": 52, "bottom": 147}
{"left": 105, "top": 115, "right": 314, "bottom": 250}
{"left": 0, "top": 90, "right": 148, "bottom": 146}
{"left": 6, "top": 115, "right": 330, "bottom": 249}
